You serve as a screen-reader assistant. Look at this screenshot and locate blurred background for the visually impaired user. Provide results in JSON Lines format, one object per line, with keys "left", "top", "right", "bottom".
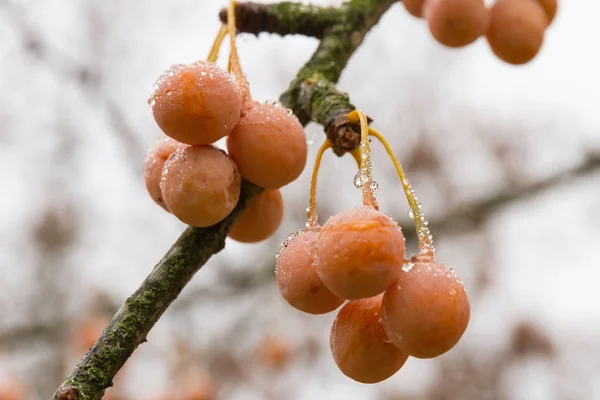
{"left": 1, "top": 0, "right": 599, "bottom": 398}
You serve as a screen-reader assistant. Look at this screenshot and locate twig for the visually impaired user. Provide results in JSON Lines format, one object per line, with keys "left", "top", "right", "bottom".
{"left": 219, "top": 1, "right": 343, "bottom": 38}
{"left": 52, "top": 1, "right": 397, "bottom": 397}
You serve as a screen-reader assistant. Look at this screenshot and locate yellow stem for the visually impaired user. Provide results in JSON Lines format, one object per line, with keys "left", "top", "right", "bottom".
{"left": 347, "top": 110, "right": 378, "bottom": 210}
{"left": 227, "top": 0, "right": 251, "bottom": 104}
{"left": 207, "top": 24, "right": 228, "bottom": 63}
{"left": 350, "top": 148, "right": 362, "bottom": 168}
{"left": 307, "top": 139, "right": 332, "bottom": 227}
{"left": 368, "top": 127, "right": 435, "bottom": 261}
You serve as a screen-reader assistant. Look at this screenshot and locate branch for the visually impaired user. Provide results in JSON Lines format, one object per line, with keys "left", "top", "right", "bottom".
{"left": 219, "top": 1, "right": 343, "bottom": 38}
{"left": 279, "top": 0, "right": 393, "bottom": 154}
{"left": 401, "top": 151, "right": 600, "bottom": 241}
{"left": 53, "top": 180, "right": 262, "bottom": 399}
{"left": 52, "top": 0, "right": 396, "bottom": 398}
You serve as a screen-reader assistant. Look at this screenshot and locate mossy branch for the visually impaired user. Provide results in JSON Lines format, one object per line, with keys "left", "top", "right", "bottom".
{"left": 52, "top": 0, "right": 396, "bottom": 398}
{"left": 219, "top": 1, "right": 343, "bottom": 38}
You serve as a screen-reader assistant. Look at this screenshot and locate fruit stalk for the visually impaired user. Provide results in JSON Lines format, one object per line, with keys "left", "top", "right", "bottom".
{"left": 369, "top": 128, "right": 435, "bottom": 261}
{"left": 53, "top": 0, "right": 398, "bottom": 398}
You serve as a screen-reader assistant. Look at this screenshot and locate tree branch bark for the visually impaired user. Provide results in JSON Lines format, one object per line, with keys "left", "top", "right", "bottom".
{"left": 52, "top": 0, "right": 397, "bottom": 398}
{"left": 219, "top": 1, "right": 344, "bottom": 38}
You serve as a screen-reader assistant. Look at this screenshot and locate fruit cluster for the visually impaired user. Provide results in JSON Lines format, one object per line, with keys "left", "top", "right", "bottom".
{"left": 144, "top": 9, "right": 307, "bottom": 243}
{"left": 405, "top": 0, "right": 558, "bottom": 65}
{"left": 275, "top": 112, "right": 470, "bottom": 383}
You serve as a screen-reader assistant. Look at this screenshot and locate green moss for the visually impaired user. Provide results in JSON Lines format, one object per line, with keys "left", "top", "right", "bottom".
{"left": 268, "top": 2, "right": 342, "bottom": 37}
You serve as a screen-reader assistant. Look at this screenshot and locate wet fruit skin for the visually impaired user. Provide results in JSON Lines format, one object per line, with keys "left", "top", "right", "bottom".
{"left": 228, "top": 189, "right": 284, "bottom": 243}
{"left": 486, "top": 0, "right": 548, "bottom": 65}
{"left": 330, "top": 295, "right": 409, "bottom": 383}
{"left": 315, "top": 206, "right": 406, "bottom": 300}
{"left": 276, "top": 229, "right": 345, "bottom": 315}
{"left": 151, "top": 61, "right": 242, "bottom": 146}
{"left": 381, "top": 262, "right": 470, "bottom": 359}
{"left": 226, "top": 102, "right": 308, "bottom": 189}
{"left": 144, "top": 136, "right": 187, "bottom": 211}
{"left": 160, "top": 146, "right": 241, "bottom": 227}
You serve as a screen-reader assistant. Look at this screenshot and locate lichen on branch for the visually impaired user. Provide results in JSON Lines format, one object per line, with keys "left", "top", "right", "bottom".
{"left": 52, "top": 0, "right": 397, "bottom": 398}
{"left": 219, "top": 1, "right": 343, "bottom": 38}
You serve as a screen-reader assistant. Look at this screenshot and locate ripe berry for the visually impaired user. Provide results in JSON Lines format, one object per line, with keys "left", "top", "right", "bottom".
{"left": 537, "top": 0, "right": 557, "bottom": 24}
{"left": 381, "top": 262, "right": 470, "bottom": 359}
{"left": 150, "top": 61, "right": 242, "bottom": 145}
{"left": 403, "top": 0, "right": 426, "bottom": 17}
{"left": 425, "top": 0, "right": 489, "bottom": 48}
{"left": 486, "top": 0, "right": 548, "bottom": 65}
{"left": 276, "top": 229, "right": 345, "bottom": 315}
{"left": 226, "top": 102, "right": 307, "bottom": 189}
{"left": 228, "top": 189, "right": 284, "bottom": 243}
{"left": 315, "top": 206, "right": 406, "bottom": 300}
{"left": 330, "top": 295, "right": 409, "bottom": 383}
{"left": 160, "top": 146, "right": 241, "bottom": 227}
{"left": 144, "top": 136, "right": 187, "bottom": 211}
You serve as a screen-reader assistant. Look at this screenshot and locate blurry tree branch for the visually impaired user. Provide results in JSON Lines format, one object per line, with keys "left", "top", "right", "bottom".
{"left": 1, "top": 0, "right": 146, "bottom": 176}
{"left": 398, "top": 151, "right": 600, "bottom": 242}
{"left": 52, "top": 0, "right": 396, "bottom": 398}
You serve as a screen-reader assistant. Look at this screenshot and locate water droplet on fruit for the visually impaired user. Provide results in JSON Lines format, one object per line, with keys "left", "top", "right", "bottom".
{"left": 148, "top": 98, "right": 156, "bottom": 107}
{"left": 370, "top": 181, "right": 379, "bottom": 191}
{"left": 417, "top": 202, "right": 423, "bottom": 209}
{"left": 166, "top": 90, "right": 172, "bottom": 96}
{"left": 408, "top": 209, "right": 414, "bottom": 219}
{"left": 402, "top": 263, "right": 414, "bottom": 272}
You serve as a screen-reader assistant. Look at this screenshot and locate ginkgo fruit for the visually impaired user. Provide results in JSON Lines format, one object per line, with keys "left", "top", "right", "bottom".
{"left": 315, "top": 206, "right": 406, "bottom": 300}
{"left": 226, "top": 101, "right": 307, "bottom": 189}
{"left": 330, "top": 295, "right": 409, "bottom": 383}
{"left": 403, "top": 0, "right": 427, "bottom": 17}
{"left": 425, "top": 0, "right": 489, "bottom": 48}
{"left": 486, "top": 0, "right": 548, "bottom": 65}
{"left": 150, "top": 61, "right": 242, "bottom": 145}
{"left": 144, "top": 136, "right": 187, "bottom": 211}
{"left": 276, "top": 229, "right": 345, "bottom": 315}
{"left": 228, "top": 189, "right": 284, "bottom": 243}
{"left": 381, "top": 262, "right": 470, "bottom": 358}
{"left": 160, "top": 146, "right": 241, "bottom": 227}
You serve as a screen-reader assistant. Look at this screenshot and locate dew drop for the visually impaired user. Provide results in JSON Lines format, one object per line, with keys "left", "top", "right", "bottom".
{"left": 353, "top": 171, "right": 364, "bottom": 188}
{"left": 417, "top": 202, "right": 423, "bottom": 209}
{"left": 402, "top": 263, "right": 414, "bottom": 272}
{"left": 148, "top": 98, "right": 156, "bottom": 107}
{"left": 408, "top": 209, "right": 414, "bottom": 219}
{"left": 370, "top": 181, "right": 379, "bottom": 191}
